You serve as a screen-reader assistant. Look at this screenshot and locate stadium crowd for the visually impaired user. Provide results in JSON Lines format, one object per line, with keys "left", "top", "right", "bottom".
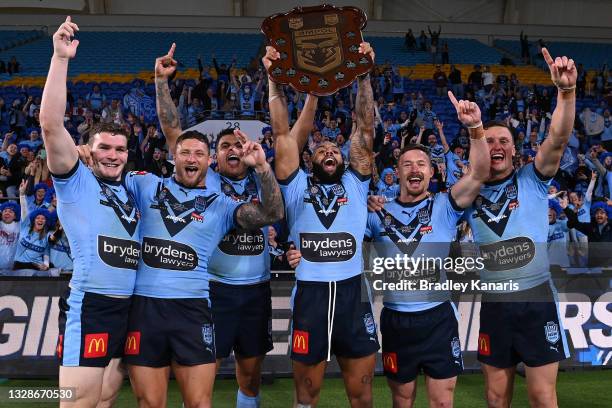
{"left": 1, "top": 38, "right": 611, "bottom": 275}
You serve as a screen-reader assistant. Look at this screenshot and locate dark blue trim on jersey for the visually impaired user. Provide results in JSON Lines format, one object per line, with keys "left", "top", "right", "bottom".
{"left": 232, "top": 203, "right": 247, "bottom": 229}
{"left": 49, "top": 160, "right": 80, "bottom": 180}
{"left": 348, "top": 167, "right": 371, "bottom": 182}
{"left": 533, "top": 163, "right": 554, "bottom": 182}
{"left": 447, "top": 191, "right": 462, "bottom": 212}
{"left": 173, "top": 176, "right": 208, "bottom": 191}
{"left": 394, "top": 196, "right": 428, "bottom": 208}
{"left": 484, "top": 170, "right": 515, "bottom": 186}
{"left": 277, "top": 168, "right": 300, "bottom": 186}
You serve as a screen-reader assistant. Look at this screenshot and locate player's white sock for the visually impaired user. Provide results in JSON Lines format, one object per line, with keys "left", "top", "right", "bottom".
{"left": 236, "top": 389, "right": 260, "bottom": 408}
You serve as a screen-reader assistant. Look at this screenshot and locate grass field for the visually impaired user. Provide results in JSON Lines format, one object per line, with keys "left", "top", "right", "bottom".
{"left": 2, "top": 370, "right": 612, "bottom": 407}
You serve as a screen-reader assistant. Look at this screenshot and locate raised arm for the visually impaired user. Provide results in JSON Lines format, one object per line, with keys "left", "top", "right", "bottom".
{"left": 233, "top": 130, "right": 284, "bottom": 229}
{"left": 39, "top": 16, "right": 80, "bottom": 175}
{"left": 18, "top": 179, "right": 28, "bottom": 220}
{"left": 585, "top": 171, "right": 597, "bottom": 203}
{"left": 447, "top": 91, "right": 490, "bottom": 208}
{"left": 262, "top": 46, "right": 299, "bottom": 180}
{"left": 155, "top": 43, "right": 182, "bottom": 153}
{"left": 535, "top": 48, "right": 577, "bottom": 177}
{"left": 436, "top": 120, "right": 449, "bottom": 152}
{"left": 349, "top": 42, "right": 375, "bottom": 177}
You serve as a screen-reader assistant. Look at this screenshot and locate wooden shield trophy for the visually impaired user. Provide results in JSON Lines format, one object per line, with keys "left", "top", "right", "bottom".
{"left": 261, "top": 4, "right": 373, "bottom": 96}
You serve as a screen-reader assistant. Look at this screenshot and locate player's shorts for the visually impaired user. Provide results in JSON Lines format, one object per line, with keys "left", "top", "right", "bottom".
{"left": 123, "top": 295, "right": 216, "bottom": 367}
{"left": 210, "top": 280, "right": 273, "bottom": 359}
{"left": 57, "top": 287, "right": 131, "bottom": 367}
{"left": 290, "top": 274, "right": 380, "bottom": 364}
{"left": 380, "top": 302, "right": 463, "bottom": 383}
{"left": 478, "top": 281, "right": 570, "bottom": 368}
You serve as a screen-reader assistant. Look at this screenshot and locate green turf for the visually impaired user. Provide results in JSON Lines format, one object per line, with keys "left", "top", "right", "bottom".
{"left": 1, "top": 370, "right": 611, "bottom": 407}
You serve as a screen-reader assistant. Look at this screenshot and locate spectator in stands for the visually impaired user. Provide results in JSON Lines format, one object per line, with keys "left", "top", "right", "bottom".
{"left": 468, "top": 64, "right": 483, "bottom": 92}
{"left": 13, "top": 180, "right": 51, "bottom": 273}
{"left": 187, "top": 92, "right": 205, "bottom": 127}
{"left": 441, "top": 42, "right": 450, "bottom": 65}
{"left": 7, "top": 57, "right": 19, "bottom": 75}
{"left": 47, "top": 219, "right": 72, "bottom": 273}
{"left": 428, "top": 25, "right": 441, "bottom": 63}
{"left": 418, "top": 30, "right": 427, "bottom": 52}
{"left": 212, "top": 53, "right": 235, "bottom": 83}
{"left": 146, "top": 147, "right": 174, "bottom": 177}
{"left": 602, "top": 114, "right": 612, "bottom": 150}
{"left": 375, "top": 167, "right": 399, "bottom": 201}
{"left": 433, "top": 65, "right": 448, "bottom": 96}
{"left": 449, "top": 65, "right": 463, "bottom": 98}
{"left": 0, "top": 201, "right": 19, "bottom": 272}
{"left": 482, "top": 65, "right": 494, "bottom": 92}
{"left": 404, "top": 29, "right": 416, "bottom": 51}
{"left": 322, "top": 118, "right": 341, "bottom": 140}
{"left": 580, "top": 107, "right": 604, "bottom": 143}
{"left": 0, "top": 139, "right": 23, "bottom": 197}
{"left": 9, "top": 98, "right": 26, "bottom": 138}
{"left": 519, "top": 31, "right": 530, "bottom": 64}
{"left": 418, "top": 101, "right": 438, "bottom": 130}
{"left": 86, "top": 84, "right": 107, "bottom": 113}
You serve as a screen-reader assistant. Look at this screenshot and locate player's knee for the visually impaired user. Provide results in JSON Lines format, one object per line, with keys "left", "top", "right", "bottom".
{"left": 134, "top": 393, "right": 166, "bottom": 408}
{"left": 237, "top": 371, "right": 261, "bottom": 395}
{"left": 428, "top": 396, "right": 453, "bottom": 408}
{"left": 392, "top": 394, "right": 415, "bottom": 408}
{"left": 485, "top": 388, "right": 512, "bottom": 408}
{"left": 527, "top": 386, "right": 556, "bottom": 408}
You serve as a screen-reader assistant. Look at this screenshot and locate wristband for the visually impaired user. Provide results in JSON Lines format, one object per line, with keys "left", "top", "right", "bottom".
{"left": 556, "top": 84, "right": 576, "bottom": 93}
{"left": 268, "top": 77, "right": 285, "bottom": 102}
{"left": 467, "top": 121, "right": 483, "bottom": 129}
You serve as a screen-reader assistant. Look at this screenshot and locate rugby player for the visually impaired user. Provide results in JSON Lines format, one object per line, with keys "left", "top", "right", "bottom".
{"left": 366, "top": 92, "right": 489, "bottom": 407}
{"left": 112, "top": 47, "right": 284, "bottom": 408}
{"left": 153, "top": 44, "right": 316, "bottom": 407}
{"left": 40, "top": 17, "right": 141, "bottom": 407}
{"left": 264, "top": 43, "right": 379, "bottom": 407}
{"left": 465, "top": 48, "right": 576, "bottom": 408}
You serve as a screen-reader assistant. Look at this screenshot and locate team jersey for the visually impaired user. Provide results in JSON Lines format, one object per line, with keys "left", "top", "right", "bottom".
{"left": 0, "top": 221, "right": 19, "bottom": 269}
{"left": 548, "top": 219, "right": 570, "bottom": 267}
{"left": 52, "top": 162, "right": 141, "bottom": 295}
{"left": 366, "top": 193, "right": 463, "bottom": 312}
{"left": 280, "top": 168, "right": 369, "bottom": 282}
{"left": 445, "top": 151, "right": 467, "bottom": 188}
{"left": 48, "top": 232, "right": 73, "bottom": 270}
{"left": 569, "top": 201, "right": 591, "bottom": 240}
{"left": 240, "top": 92, "right": 256, "bottom": 116}
{"left": 465, "top": 163, "right": 552, "bottom": 291}
{"left": 208, "top": 170, "right": 270, "bottom": 284}
{"left": 124, "top": 172, "right": 243, "bottom": 298}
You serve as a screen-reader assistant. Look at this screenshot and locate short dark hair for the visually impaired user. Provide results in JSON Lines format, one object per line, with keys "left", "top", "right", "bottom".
{"left": 215, "top": 127, "right": 237, "bottom": 147}
{"left": 85, "top": 122, "right": 128, "bottom": 146}
{"left": 176, "top": 130, "right": 210, "bottom": 152}
{"left": 399, "top": 143, "right": 432, "bottom": 160}
{"left": 483, "top": 120, "right": 516, "bottom": 143}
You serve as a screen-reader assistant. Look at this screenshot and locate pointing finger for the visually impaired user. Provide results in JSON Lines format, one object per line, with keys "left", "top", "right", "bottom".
{"left": 541, "top": 47, "right": 555, "bottom": 67}
{"left": 168, "top": 43, "right": 176, "bottom": 58}
{"left": 447, "top": 90, "right": 459, "bottom": 108}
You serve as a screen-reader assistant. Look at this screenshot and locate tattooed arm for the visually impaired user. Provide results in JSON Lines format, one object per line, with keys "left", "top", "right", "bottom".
{"left": 155, "top": 44, "right": 182, "bottom": 154}
{"left": 349, "top": 43, "right": 376, "bottom": 177}
{"left": 233, "top": 130, "right": 284, "bottom": 229}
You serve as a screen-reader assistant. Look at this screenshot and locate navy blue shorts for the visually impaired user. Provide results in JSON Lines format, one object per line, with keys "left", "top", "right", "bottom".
{"left": 57, "top": 287, "right": 131, "bottom": 367}
{"left": 290, "top": 274, "right": 380, "bottom": 364}
{"left": 478, "top": 281, "right": 570, "bottom": 368}
{"left": 381, "top": 302, "right": 463, "bottom": 383}
{"left": 210, "top": 280, "right": 273, "bottom": 359}
{"left": 123, "top": 295, "right": 216, "bottom": 367}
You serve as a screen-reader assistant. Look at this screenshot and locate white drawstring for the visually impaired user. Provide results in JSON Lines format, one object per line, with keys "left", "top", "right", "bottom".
{"left": 326, "top": 280, "right": 337, "bottom": 362}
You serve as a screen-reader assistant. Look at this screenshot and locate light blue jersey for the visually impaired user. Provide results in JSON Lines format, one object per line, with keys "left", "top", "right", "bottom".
{"left": 465, "top": 163, "right": 552, "bottom": 291}
{"left": 48, "top": 232, "right": 73, "bottom": 271}
{"left": 124, "top": 172, "right": 243, "bottom": 298}
{"left": 280, "top": 168, "right": 369, "bottom": 282}
{"left": 14, "top": 220, "right": 48, "bottom": 264}
{"left": 52, "top": 162, "right": 141, "bottom": 295}
{"left": 208, "top": 170, "right": 270, "bottom": 284}
{"left": 445, "top": 151, "right": 467, "bottom": 188}
{"left": 366, "top": 194, "right": 463, "bottom": 312}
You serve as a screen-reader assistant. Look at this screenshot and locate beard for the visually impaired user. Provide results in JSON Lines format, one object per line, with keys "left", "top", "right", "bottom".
{"left": 312, "top": 161, "right": 345, "bottom": 184}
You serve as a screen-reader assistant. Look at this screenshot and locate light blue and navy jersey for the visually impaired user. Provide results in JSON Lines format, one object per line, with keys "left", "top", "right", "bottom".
{"left": 366, "top": 193, "right": 463, "bottom": 312}
{"left": 48, "top": 232, "right": 73, "bottom": 270}
{"left": 280, "top": 168, "right": 369, "bottom": 282}
{"left": 208, "top": 170, "right": 270, "bottom": 284}
{"left": 569, "top": 201, "right": 591, "bottom": 241}
{"left": 548, "top": 219, "right": 570, "bottom": 267}
{"left": 52, "top": 162, "right": 141, "bottom": 295}
{"left": 14, "top": 219, "right": 48, "bottom": 264}
{"left": 465, "top": 163, "right": 551, "bottom": 291}
{"left": 240, "top": 92, "right": 256, "bottom": 116}
{"left": 445, "top": 151, "right": 467, "bottom": 188}
{"left": 26, "top": 195, "right": 50, "bottom": 214}
{"left": 124, "top": 172, "right": 243, "bottom": 298}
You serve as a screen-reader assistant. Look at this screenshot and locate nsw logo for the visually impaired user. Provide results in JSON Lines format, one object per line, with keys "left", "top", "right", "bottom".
{"left": 544, "top": 321, "right": 560, "bottom": 344}
{"left": 363, "top": 313, "right": 376, "bottom": 335}
{"left": 451, "top": 337, "right": 461, "bottom": 358}
{"left": 202, "top": 324, "right": 214, "bottom": 346}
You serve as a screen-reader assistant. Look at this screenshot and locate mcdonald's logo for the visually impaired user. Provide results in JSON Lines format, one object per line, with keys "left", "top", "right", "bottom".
{"left": 382, "top": 352, "right": 398, "bottom": 374}
{"left": 56, "top": 334, "right": 63, "bottom": 359}
{"left": 124, "top": 331, "right": 141, "bottom": 355}
{"left": 292, "top": 330, "right": 309, "bottom": 354}
{"left": 478, "top": 333, "right": 491, "bottom": 356}
{"left": 83, "top": 333, "right": 108, "bottom": 358}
